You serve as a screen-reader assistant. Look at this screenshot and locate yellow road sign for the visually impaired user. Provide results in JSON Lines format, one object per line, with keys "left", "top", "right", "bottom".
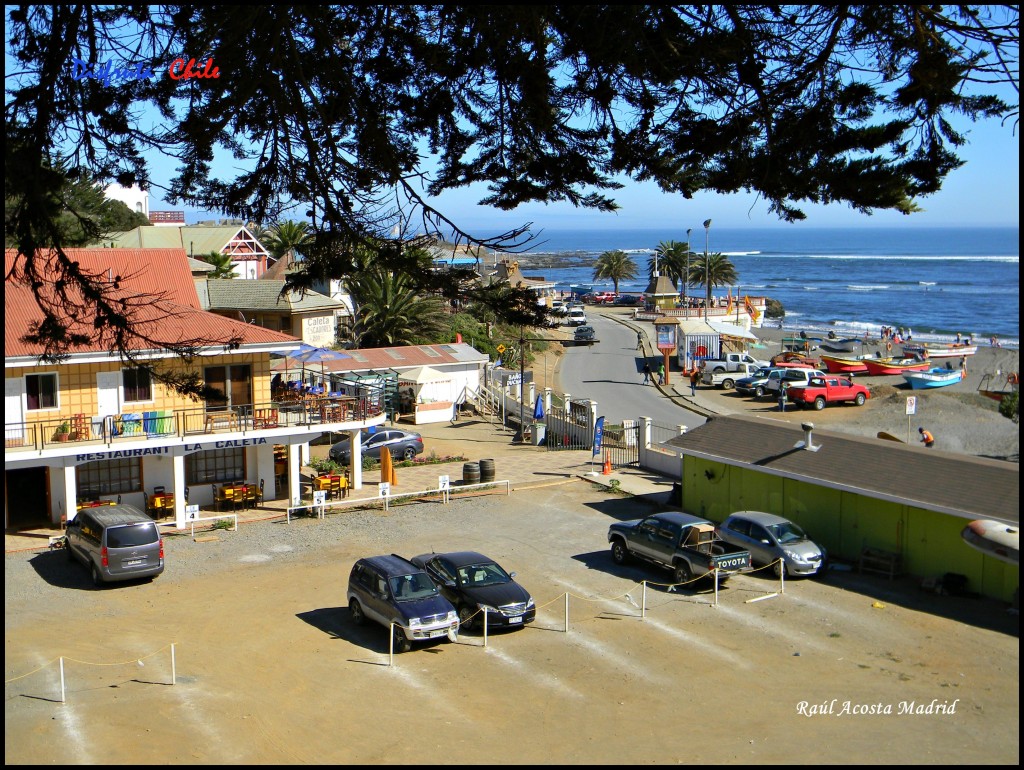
{"left": 497, "top": 344, "right": 506, "bottom": 353}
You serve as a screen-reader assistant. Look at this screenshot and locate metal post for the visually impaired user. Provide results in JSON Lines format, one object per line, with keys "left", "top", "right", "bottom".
{"left": 483, "top": 608, "right": 489, "bottom": 648}
{"left": 713, "top": 568, "right": 720, "bottom": 607}
{"left": 642, "top": 581, "right": 647, "bottom": 620}
{"left": 60, "top": 656, "right": 65, "bottom": 704}
{"left": 684, "top": 228, "right": 691, "bottom": 315}
{"left": 703, "top": 219, "right": 712, "bottom": 319}
{"left": 171, "top": 643, "right": 176, "bottom": 685}
{"left": 388, "top": 623, "right": 395, "bottom": 666}
{"left": 780, "top": 562, "right": 786, "bottom": 594}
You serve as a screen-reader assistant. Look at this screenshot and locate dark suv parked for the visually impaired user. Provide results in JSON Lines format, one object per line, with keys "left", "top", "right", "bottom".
{"left": 347, "top": 554, "right": 460, "bottom": 652}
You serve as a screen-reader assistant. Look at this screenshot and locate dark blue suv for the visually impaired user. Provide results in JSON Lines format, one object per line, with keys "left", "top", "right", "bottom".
{"left": 347, "top": 554, "right": 460, "bottom": 652}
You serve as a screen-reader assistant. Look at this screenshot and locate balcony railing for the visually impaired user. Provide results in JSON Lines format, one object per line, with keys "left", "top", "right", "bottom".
{"left": 4, "top": 394, "right": 385, "bottom": 453}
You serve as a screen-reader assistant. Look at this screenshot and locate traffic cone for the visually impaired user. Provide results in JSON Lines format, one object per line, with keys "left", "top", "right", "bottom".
{"left": 602, "top": 451, "right": 612, "bottom": 475}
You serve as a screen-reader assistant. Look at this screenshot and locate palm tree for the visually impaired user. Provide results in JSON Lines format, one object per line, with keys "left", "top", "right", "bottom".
{"left": 592, "top": 250, "right": 637, "bottom": 295}
{"left": 345, "top": 264, "right": 450, "bottom": 347}
{"left": 689, "top": 252, "right": 738, "bottom": 308}
{"left": 649, "top": 240, "right": 692, "bottom": 290}
{"left": 264, "top": 220, "right": 313, "bottom": 261}
{"left": 200, "top": 251, "right": 237, "bottom": 278}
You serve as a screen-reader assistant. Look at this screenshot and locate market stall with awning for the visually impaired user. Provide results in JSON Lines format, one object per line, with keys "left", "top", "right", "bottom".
{"left": 397, "top": 366, "right": 456, "bottom": 424}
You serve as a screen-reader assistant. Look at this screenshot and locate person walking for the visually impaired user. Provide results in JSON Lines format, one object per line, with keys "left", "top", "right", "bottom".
{"left": 918, "top": 427, "right": 935, "bottom": 448}
{"left": 642, "top": 362, "right": 652, "bottom": 385}
{"left": 777, "top": 382, "right": 788, "bottom": 412}
{"left": 959, "top": 355, "right": 968, "bottom": 376}
{"left": 636, "top": 330, "right": 644, "bottom": 350}
{"left": 657, "top": 362, "right": 665, "bottom": 386}
{"left": 689, "top": 368, "right": 700, "bottom": 397}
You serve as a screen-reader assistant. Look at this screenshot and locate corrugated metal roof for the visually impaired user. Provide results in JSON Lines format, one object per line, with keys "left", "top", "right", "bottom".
{"left": 104, "top": 226, "right": 269, "bottom": 258}
{"left": 271, "top": 343, "right": 488, "bottom": 375}
{"left": 664, "top": 415, "right": 1019, "bottom": 524}
{"left": 5, "top": 248, "right": 297, "bottom": 358}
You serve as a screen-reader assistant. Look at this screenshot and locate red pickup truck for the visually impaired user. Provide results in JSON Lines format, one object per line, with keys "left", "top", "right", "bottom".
{"left": 787, "top": 375, "right": 870, "bottom": 410}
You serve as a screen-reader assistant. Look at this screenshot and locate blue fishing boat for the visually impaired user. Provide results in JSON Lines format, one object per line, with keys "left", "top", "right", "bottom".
{"left": 901, "top": 367, "right": 964, "bottom": 390}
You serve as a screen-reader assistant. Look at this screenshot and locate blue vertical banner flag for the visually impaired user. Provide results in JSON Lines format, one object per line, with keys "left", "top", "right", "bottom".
{"left": 592, "top": 416, "right": 605, "bottom": 457}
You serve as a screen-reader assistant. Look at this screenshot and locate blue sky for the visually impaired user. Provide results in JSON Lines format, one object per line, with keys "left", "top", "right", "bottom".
{"left": 148, "top": 104, "right": 1020, "bottom": 233}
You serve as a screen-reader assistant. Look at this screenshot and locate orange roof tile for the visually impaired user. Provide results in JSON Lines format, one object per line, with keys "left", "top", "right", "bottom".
{"left": 5, "top": 248, "right": 297, "bottom": 358}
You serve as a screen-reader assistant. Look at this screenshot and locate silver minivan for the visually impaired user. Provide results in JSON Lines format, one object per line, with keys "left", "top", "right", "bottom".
{"left": 65, "top": 504, "right": 165, "bottom": 586}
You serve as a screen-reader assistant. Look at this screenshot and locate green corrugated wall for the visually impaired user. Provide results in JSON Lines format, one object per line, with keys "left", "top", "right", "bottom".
{"left": 680, "top": 455, "right": 1018, "bottom": 603}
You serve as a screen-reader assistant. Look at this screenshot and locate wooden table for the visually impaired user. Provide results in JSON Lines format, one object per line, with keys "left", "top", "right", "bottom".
{"left": 205, "top": 411, "right": 239, "bottom": 433}
{"left": 215, "top": 483, "right": 251, "bottom": 511}
{"left": 147, "top": 492, "right": 175, "bottom": 519}
{"left": 313, "top": 474, "right": 348, "bottom": 499}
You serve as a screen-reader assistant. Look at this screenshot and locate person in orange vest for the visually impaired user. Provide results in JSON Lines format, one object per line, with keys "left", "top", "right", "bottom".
{"left": 918, "top": 427, "right": 935, "bottom": 448}
{"left": 689, "top": 368, "right": 700, "bottom": 396}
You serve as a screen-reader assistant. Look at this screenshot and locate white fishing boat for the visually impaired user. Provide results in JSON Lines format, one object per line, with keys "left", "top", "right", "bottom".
{"left": 961, "top": 520, "right": 1019, "bottom": 565}
{"left": 901, "top": 367, "right": 964, "bottom": 390}
{"left": 902, "top": 342, "right": 978, "bottom": 358}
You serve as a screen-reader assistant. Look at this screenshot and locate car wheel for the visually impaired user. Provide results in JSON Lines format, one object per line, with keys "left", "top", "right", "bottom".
{"left": 402, "top": 446, "right": 416, "bottom": 461}
{"left": 392, "top": 624, "right": 412, "bottom": 653}
{"left": 722, "top": 378, "right": 734, "bottom": 390}
{"left": 349, "top": 598, "right": 365, "bottom": 626}
{"left": 672, "top": 561, "right": 692, "bottom": 586}
{"left": 90, "top": 563, "right": 103, "bottom": 587}
{"left": 610, "top": 539, "right": 629, "bottom": 565}
{"left": 855, "top": 393, "right": 866, "bottom": 406}
{"left": 773, "top": 560, "right": 789, "bottom": 578}
{"left": 458, "top": 605, "right": 476, "bottom": 632}
{"left": 814, "top": 396, "right": 826, "bottom": 410}
{"left": 754, "top": 386, "right": 765, "bottom": 398}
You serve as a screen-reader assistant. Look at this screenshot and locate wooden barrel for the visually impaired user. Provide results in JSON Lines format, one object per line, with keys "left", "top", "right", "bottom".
{"left": 479, "top": 458, "right": 495, "bottom": 483}
{"left": 462, "top": 462, "right": 480, "bottom": 485}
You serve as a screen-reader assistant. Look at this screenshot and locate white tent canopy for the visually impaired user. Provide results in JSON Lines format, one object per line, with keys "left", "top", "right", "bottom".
{"left": 708, "top": 320, "right": 758, "bottom": 341}
{"left": 399, "top": 366, "right": 452, "bottom": 384}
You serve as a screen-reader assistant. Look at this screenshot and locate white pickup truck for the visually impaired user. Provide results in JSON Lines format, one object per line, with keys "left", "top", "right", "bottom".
{"left": 701, "top": 352, "right": 770, "bottom": 373}
{"left": 701, "top": 362, "right": 760, "bottom": 390}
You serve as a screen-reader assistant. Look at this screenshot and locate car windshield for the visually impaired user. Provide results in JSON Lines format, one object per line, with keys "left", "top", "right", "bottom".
{"left": 389, "top": 572, "right": 439, "bottom": 601}
{"left": 456, "top": 562, "right": 511, "bottom": 587}
{"left": 766, "top": 521, "right": 808, "bottom": 544}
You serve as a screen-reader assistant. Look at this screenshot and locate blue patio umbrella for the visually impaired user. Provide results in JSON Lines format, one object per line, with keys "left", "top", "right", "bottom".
{"left": 533, "top": 396, "right": 545, "bottom": 420}
{"left": 282, "top": 344, "right": 351, "bottom": 389}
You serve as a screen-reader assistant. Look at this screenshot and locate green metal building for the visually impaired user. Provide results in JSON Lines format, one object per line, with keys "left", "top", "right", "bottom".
{"left": 666, "top": 415, "right": 1019, "bottom": 603}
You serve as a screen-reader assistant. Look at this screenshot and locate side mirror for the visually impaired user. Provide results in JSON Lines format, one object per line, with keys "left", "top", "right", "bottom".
{"left": 509, "top": 571, "right": 517, "bottom": 579}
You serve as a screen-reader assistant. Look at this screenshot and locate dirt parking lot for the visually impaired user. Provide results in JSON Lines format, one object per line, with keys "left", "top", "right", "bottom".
{"left": 5, "top": 481, "right": 1019, "bottom": 765}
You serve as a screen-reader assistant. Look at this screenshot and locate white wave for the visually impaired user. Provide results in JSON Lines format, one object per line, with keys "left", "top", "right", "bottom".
{"left": 722, "top": 250, "right": 761, "bottom": 257}
{"left": 790, "top": 254, "right": 1018, "bottom": 262}
{"left": 847, "top": 284, "right": 890, "bottom": 291}
{"left": 802, "top": 286, "right": 819, "bottom": 291}
{"left": 918, "top": 281, "right": 937, "bottom": 286}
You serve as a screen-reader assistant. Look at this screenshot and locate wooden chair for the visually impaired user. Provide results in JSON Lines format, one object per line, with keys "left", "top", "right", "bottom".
{"left": 253, "top": 408, "right": 280, "bottom": 429}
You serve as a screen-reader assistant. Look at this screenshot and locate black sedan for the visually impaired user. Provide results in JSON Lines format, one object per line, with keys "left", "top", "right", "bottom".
{"left": 328, "top": 428, "right": 424, "bottom": 464}
{"left": 410, "top": 551, "right": 536, "bottom": 632}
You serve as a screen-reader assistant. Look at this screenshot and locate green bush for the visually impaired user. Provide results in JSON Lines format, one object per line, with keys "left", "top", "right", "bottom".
{"left": 998, "top": 391, "right": 1019, "bottom": 423}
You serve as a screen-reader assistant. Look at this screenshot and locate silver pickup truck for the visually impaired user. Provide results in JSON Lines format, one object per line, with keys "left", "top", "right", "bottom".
{"left": 608, "top": 511, "right": 752, "bottom": 584}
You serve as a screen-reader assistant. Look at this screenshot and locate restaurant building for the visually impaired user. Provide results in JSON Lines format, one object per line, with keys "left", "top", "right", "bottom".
{"left": 4, "top": 248, "right": 386, "bottom": 531}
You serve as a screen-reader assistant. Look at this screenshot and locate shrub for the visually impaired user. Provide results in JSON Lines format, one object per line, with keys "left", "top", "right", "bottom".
{"left": 998, "top": 391, "right": 1019, "bottom": 423}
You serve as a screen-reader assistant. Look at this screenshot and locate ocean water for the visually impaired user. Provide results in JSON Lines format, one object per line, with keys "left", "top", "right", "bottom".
{"left": 501, "top": 226, "right": 1019, "bottom": 346}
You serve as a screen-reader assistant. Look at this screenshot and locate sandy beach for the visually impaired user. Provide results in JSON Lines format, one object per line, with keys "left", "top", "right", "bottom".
{"left": 533, "top": 308, "right": 1020, "bottom": 463}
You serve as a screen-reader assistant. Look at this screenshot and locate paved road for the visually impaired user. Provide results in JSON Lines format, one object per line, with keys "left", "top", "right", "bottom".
{"left": 557, "top": 311, "right": 706, "bottom": 429}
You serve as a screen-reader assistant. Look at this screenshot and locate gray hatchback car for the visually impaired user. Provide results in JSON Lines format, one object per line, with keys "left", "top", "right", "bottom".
{"left": 717, "top": 511, "right": 826, "bottom": 577}
{"left": 65, "top": 504, "right": 165, "bottom": 586}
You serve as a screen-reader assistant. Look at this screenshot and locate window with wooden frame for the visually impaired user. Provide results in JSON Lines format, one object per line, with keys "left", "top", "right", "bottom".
{"left": 25, "top": 373, "right": 58, "bottom": 410}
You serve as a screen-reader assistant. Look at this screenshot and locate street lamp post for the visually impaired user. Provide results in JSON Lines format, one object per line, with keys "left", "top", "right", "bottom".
{"left": 684, "top": 228, "right": 691, "bottom": 317}
{"left": 703, "top": 219, "right": 712, "bottom": 320}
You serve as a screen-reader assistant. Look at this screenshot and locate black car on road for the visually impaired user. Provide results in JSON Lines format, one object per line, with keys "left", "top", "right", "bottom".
{"left": 329, "top": 428, "right": 424, "bottom": 464}
{"left": 410, "top": 551, "right": 536, "bottom": 631}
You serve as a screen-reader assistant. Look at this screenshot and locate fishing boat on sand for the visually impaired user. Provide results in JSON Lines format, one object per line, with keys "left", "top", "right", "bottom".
{"left": 961, "top": 519, "right": 1019, "bottom": 566}
{"left": 902, "top": 342, "right": 978, "bottom": 358}
{"left": 862, "top": 356, "right": 931, "bottom": 376}
{"left": 977, "top": 372, "right": 1020, "bottom": 402}
{"left": 820, "top": 353, "right": 874, "bottom": 374}
{"left": 901, "top": 367, "right": 964, "bottom": 390}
